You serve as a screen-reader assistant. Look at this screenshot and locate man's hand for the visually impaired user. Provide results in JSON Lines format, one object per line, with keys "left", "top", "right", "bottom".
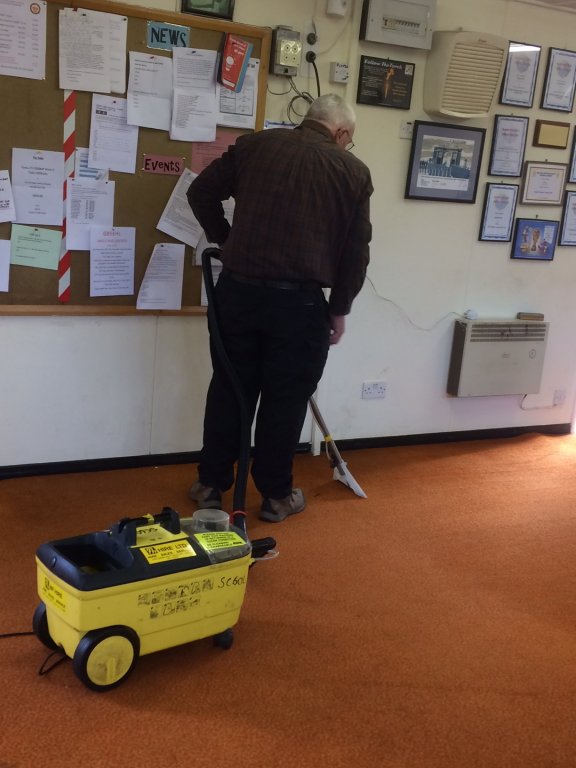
{"left": 329, "top": 314, "right": 345, "bottom": 345}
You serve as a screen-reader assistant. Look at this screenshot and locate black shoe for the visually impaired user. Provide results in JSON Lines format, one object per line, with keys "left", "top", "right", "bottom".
{"left": 259, "top": 489, "right": 306, "bottom": 523}
{"left": 188, "top": 481, "right": 222, "bottom": 509}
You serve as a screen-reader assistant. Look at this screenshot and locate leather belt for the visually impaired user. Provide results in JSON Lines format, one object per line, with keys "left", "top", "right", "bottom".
{"left": 222, "top": 268, "right": 318, "bottom": 291}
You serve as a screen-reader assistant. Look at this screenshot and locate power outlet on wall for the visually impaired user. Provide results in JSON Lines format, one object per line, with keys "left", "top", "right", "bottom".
{"left": 362, "top": 381, "right": 387, "bottom": 399}
{"left": 270, "top": 26, "right": 303, "bottom": 77}
{"left": 553, "top": 388, "right": 566, "bottom": 406}
{"left": 299, "top": 25, "right": 318, "bottom": 77}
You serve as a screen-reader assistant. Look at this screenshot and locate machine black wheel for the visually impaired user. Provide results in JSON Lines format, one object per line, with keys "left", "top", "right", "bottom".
{"left": 73, "top": 626, "right": 140, "bottom": 691}
{"left": 32, "top": 602, "right": 58, "bottom": 651}
{"left": 213, "top": 628, "right": 234, "bottom": 650}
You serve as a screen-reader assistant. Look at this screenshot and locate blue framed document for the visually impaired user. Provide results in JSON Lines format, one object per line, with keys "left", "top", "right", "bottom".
{"left": 479, "top": 183, "right": 519, "bottom": 242}
{"left": 541, "top": 47, "right": 576, "bottom": 112}
{"left": 559, "top": 190, "right": 576, "bottom": 245}
{"left": 488, "top": 115, "right": 528, "bottom": 177}
{"left": 500, "top": 42, "right": 540, "bottom": 108}
{"left": 511, "top": 218, "right": 559, "bottom": 261}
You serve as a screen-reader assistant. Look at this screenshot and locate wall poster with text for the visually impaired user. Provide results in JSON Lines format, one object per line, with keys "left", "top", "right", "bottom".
{"left": 356, "top": 55, "right": 414, "bottom": 110}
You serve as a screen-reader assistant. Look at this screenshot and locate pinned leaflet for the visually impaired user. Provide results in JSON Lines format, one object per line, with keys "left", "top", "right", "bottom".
{"left": 218, "top": 34, "right": 253, "bottom": 92}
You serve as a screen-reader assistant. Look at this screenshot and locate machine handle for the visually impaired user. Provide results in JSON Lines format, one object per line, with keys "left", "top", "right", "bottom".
{"left": 112, "top": 507, "right": 181, "bottom": 546}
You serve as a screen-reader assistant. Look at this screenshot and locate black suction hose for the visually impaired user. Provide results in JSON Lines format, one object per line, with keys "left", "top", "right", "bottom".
{"left": 201, "top": 248, "right": 250, "bottom": 531}
{"left": 201, "top": 249, "right": 276, "bottom": 558}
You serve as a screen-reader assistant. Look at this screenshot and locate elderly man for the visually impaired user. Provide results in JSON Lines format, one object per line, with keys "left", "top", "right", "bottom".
{"left": 187, "top": 93, "right": 373, "bottom": 523}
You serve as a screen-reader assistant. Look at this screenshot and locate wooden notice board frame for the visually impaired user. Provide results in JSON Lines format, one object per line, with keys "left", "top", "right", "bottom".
{"left": 0, "top": 0, "right": 271, "bottom": 316}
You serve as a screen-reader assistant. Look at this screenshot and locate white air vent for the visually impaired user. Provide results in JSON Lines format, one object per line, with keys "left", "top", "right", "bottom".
{"left": 447, "top": 319, "right": 549, "bottom": 396}
{"left": 424, "top": 31, "right": 508, "bottom": 119}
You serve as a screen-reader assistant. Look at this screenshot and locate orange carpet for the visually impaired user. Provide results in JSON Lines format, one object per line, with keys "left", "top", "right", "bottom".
{"left": 1, "top": 433, "right": 576, "bottom": 768}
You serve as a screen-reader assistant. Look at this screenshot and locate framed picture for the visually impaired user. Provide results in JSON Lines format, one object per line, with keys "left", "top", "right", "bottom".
{"left": 356, "top": 55, "right": 415, "bottom": 110}
{"left": 559, "top": 190, "right": 576, "bottom": 245}
{"left": 488, "top": 114, "right": 529, "bottom": 177}
{"left": 478, "top": 183, "right": 519, "bottom": 242}
{"left": 405, "top": 121, "right": 485, "bottom": 203}
{"left": 568, "top": 131, "right": 576, "bottom": 183}
{"left": 541, "top": 47, "right": 576, "bottom": 111}
{"left": 511, "top": 218, "right": 559, "bottom": 261}
{"left": 521, "top": 161, "right": 567, "bottom": 205}
{"left": 180, "top": 0, "right": 234, "bottom": 19}
{"left": 500, "top": 42, "right": 541, "bottom": 108}
{"left": 533, "top": 119, "right": 570, "bottom": 149}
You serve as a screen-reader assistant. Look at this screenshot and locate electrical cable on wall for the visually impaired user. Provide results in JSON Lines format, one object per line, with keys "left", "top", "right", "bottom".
{"left": 286, "top": 77, "right": 315, "bottom": 123}
{"left": 365, "top": 275, "right": 464, "bottom": 332}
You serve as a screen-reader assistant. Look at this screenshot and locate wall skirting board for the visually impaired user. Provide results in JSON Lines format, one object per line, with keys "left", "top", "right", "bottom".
{"left": 0, "top": 425, "right": 571, "bottom": 480}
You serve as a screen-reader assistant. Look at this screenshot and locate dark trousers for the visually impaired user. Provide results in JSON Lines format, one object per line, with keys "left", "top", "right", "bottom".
{"left": 198, "top": 271, "right": 331, "bottom": 500}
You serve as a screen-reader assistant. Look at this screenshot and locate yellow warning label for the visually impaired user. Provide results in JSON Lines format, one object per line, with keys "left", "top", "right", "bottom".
{"left": 135, "top": 524, "right": 179, "bottom": 545}
{"left": 40, "top": 575, "right": 67, "bottom": 613}
{"left": 195, "top": 531, "right": 246, "bottom": 552}
{"left": 139, "top": 539, "right": 196, "bottom": 564}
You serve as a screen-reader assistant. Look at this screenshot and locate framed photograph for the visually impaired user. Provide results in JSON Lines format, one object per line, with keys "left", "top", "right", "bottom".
{"left": 405, "top": 121, "right": 485, "bottom": 203}
{"left": 356, "top": 55, "right": 415, "bottom": 110}
{"left": 521, "top": 161, "right": 567, "bottom": 205}
{"left": 488, "top": 114, "right": 529, "bottom": 177}
{"left": 559, "top": 190, "right": 576, "bottom": 245}
{"left": 180, "top": 0, "right": 234, "bottom": 19}
{"left": 479, "top": 183, "right": 519, "bottom": 242}
{"left": 568, "top": 131, "right": 576, "bottom": 183}
{"left": 510, "top": 218, "right": 559, "bottom": 261}
{"left": 533, "top": 119, "right": 570, "bottom": 149}
{"left": 541, "top": 47, "right": 576, "bottom": 111}
{"left": 500, "top": 42, "right": 541, "bottom": 108}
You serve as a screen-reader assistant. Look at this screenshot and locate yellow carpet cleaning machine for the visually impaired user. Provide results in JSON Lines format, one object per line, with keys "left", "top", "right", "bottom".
{"left": 33, "top": 250, "right": 276, "bottom": 691}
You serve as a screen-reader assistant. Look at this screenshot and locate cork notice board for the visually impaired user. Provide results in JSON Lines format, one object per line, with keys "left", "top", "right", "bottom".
{"left": 0, "top": 0, "right": 271, "bottom": 315}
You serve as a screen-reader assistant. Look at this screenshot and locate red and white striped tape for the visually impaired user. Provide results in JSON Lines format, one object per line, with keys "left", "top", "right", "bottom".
{"left": 59, "top": 88, "right": 76, "bottom": 303}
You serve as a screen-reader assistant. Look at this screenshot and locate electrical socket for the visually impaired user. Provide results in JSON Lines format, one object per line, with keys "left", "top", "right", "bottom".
{"left": 299, "top": 24, "right": 318, "bottom": 77}
{"left": 553, "top": 388, "right": 566, "bottom": 406}
{"left": 270, "top": 26, "right": 303, "bottom": 77}
{"left": 399, "top": 120, "right": 414, "bottom": 140}
{"left": 362, "top": 381, "right": 387, "bottom": 399}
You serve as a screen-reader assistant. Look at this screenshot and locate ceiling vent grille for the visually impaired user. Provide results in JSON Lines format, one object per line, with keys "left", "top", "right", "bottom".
{"left": 424, "top": 31, "right": 508, "bottom": 119}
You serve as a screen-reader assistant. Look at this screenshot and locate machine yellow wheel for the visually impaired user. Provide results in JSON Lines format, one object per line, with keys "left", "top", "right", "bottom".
{"left": 73, "top": 626, "right": 140, "bottom": 691}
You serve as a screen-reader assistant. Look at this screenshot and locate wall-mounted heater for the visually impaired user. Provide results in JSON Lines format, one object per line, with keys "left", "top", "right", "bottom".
{"left": 447, "top": 319, "right": 549, "bottom": 397}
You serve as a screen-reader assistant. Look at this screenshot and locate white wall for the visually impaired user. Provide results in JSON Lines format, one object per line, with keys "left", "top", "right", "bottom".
{"left": 2, "top": 0, "right": 576, "bottom": 467}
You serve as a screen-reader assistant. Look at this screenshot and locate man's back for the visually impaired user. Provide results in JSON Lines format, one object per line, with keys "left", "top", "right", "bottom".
{"left": 189, "top": 118, "right": 372, "bottom": 314}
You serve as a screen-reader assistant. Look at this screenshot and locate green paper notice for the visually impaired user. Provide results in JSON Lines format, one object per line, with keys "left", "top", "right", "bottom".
{"left": 11, "top": 224, "right": 61, "bottom": 270}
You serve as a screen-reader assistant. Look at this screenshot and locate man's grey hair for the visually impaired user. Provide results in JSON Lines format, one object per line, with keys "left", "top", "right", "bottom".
{"left": 305, "top": 93, "right": 356, "bottom": 131}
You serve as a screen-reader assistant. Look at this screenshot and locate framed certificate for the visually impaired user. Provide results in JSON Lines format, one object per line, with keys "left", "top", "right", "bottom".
{"left": 405, "top": 121, "right": 485, "bottom": 203}
{"left": 511, "top": 218, "right": 559, "bottom": 261}
{"left": 559, "top": 190, "right": 576, "bottom": 245}
{"left": 541, "top": 47, "right": 576, "bottom": 111}
{"left": 500, "top": 42, "right": 541, "bottom": 108}
{"left": 568, "top": 131, "right": 576, "bottom": 183}
{"left": 479, "top": 183, "right": 519, "bottom": 242}
{"left": 488, "top": 115, "right": 529, "bottom": 177}
{"left": 533, "top": 119, "right": 570, "bottom": 149}
{"left": 521, "top": 161, "right": 567, "bottom": 205}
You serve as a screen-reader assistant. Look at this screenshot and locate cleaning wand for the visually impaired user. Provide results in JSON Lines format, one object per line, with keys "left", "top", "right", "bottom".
{"left": 308, "top": 396, "right": 367, "bottom": 499}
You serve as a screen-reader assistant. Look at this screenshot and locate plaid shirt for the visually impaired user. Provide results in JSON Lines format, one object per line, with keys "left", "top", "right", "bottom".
{"left": 187, "top": 119, "right": 373, "bottom": 315}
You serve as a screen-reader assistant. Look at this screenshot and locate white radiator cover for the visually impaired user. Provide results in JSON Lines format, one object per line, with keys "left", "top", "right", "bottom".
{"left": 447, "top": 319, "right": 549, "bottom": 396}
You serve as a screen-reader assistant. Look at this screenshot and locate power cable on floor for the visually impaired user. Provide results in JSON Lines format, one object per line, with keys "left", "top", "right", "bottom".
{"left": 0, "top": 629, "right": 67, "bottom": 677}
